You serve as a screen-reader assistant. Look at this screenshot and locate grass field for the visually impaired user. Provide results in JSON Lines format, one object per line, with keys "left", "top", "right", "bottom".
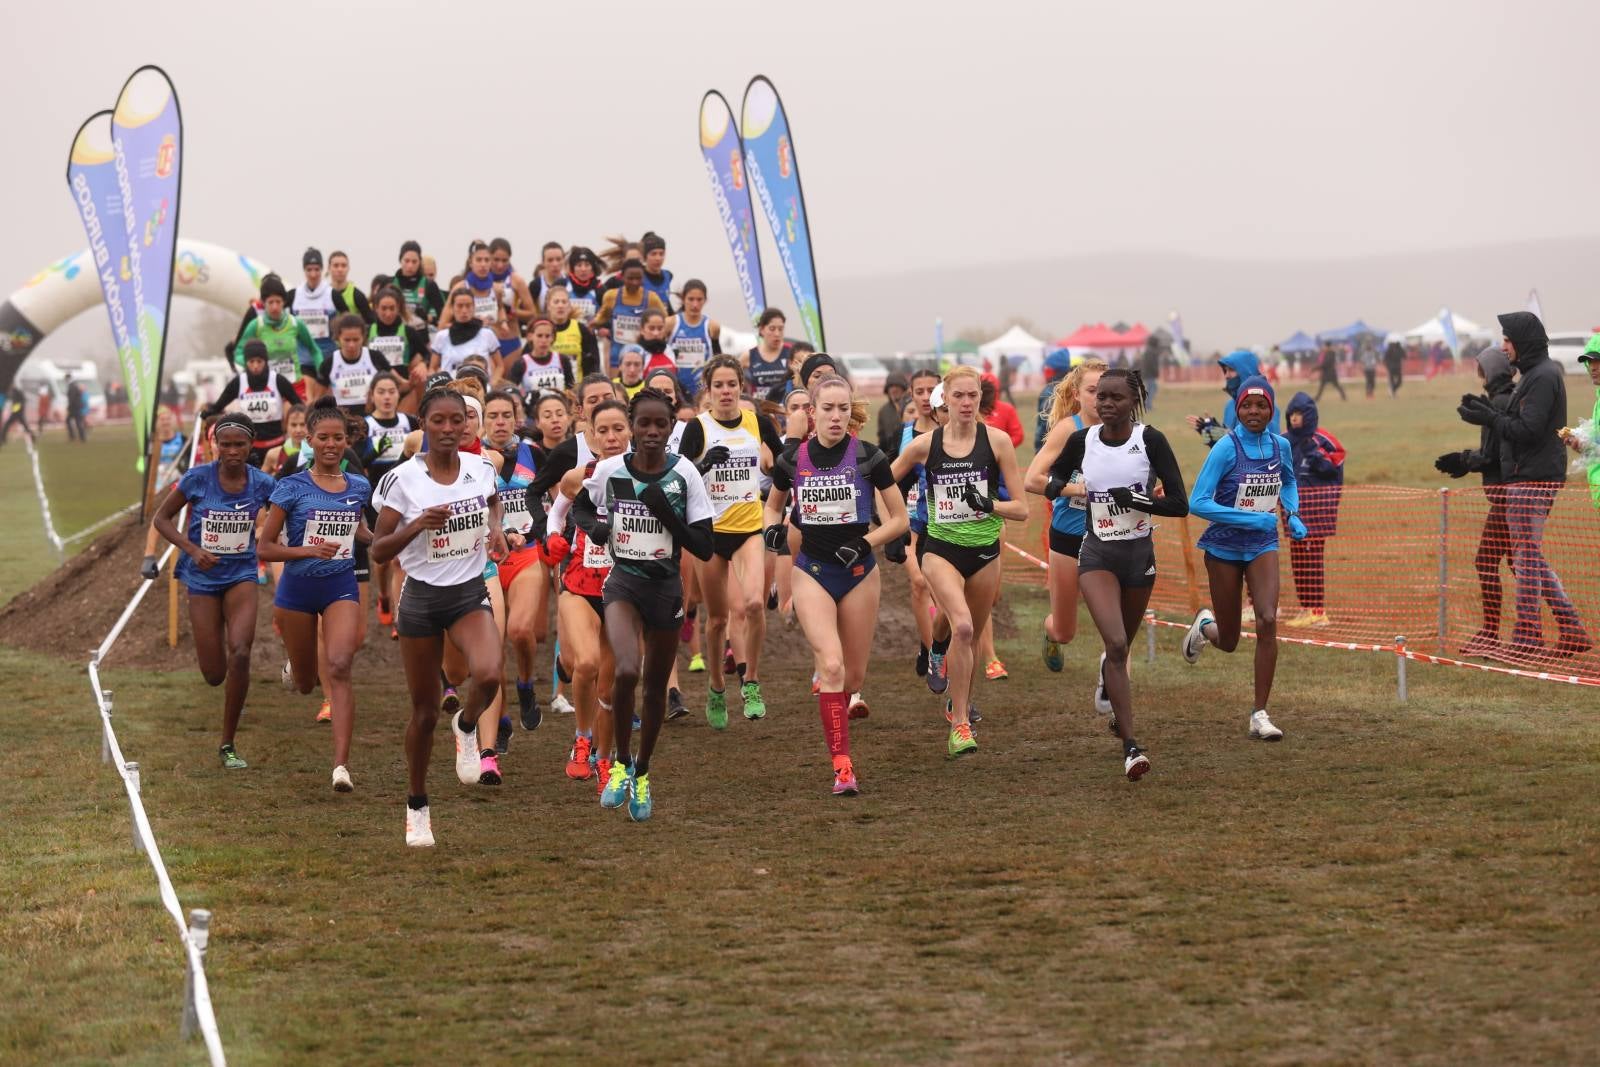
{"left": 4, "top": 377, "right": 1599, "bottom": 1065}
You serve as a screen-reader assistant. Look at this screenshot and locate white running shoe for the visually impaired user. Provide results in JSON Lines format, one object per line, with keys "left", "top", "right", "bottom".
{"left": 1249, "top": 709, "right": 1284, "bottom": 741}
{"left": 280, "top": 659, "right": 295, "bottom": 690}
{"left": 847, "top": 692, "right": 869, "bottom": 720}
{"left": 332, "top": 765, "right": 353, "bottom": 793}
{"left": 551, "top": 694, "right": 575, "bottom": 716}
{"left": 405, "top": 805, "right": 434, "bottom": 847}
{"left": 1184, "top": 608, "right": 1214, "bottom": 664}
{"left": 452, "top": 710, "right": 482, "bottom": 784}
{"left": 1094, "top": 653, "right": 1113, "bottom": 715}
{"left": 1124, "top": 748, "right": 1151, "bottom": 781}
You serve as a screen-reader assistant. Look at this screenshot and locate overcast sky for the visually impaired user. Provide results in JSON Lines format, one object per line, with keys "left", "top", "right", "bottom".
{"left": 4, "top": 0, "right": 1596, "bottom": 350}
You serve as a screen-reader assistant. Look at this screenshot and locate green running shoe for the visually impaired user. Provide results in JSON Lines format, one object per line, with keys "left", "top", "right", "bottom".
{"left": 600, "top": 761, "right": 631, "bottom": 809}
{"left": 705, "top": 688, "right": 728, "bottom": 731}
{"left": 1041, "top": 629, "right": 1064, "bottom": 673}
{"left": 741, "top": 681, "right": 767, "bottom": 720}
{"left": 628, "top": 772, "right": 654, "bottom": 822}
{"left": 947, "top": 723, "right": 977, "bottom": 758}
{"left": 219, "top": 743, "right": 248, "bottom": 770}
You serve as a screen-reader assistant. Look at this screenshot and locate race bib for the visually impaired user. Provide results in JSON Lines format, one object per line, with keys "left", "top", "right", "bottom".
{"left": 369, "top": 333, "right": 405, "bottom": 366}
{"left": 609, "top": 499, "right": 672, "bottom": 561}
{"left": 613, "top": 313, "right": 641, "bottom": 345}
{"left": 304, "top": 508, "right": 357, "bottom": 560}
{"left": 796, "top": 477, "right": 860, "bottom": 526}
{"left": 473, "top": 294, "right": 498, "bottom": 324}
{"left": 1234, "top": 470, "right": 1281, "bottom": 513}
{"left": 582, "top": 534, "right": 612, "bottom": 571}
{"left": 300, "top": 309, "right": 329, "bottom": 340}
{"left": 1088, "top": 492, "right": 1148, "bottom": 541}
{"left": 500, "top": 487, "right": 532, "bottom": 534}
{"left": 931, "top": 473, "right": 987, "bottom": 524}
{"left": 427, "top": 496, "right": 487, "bottom": 563}
{"left": 522, "top": 363, "right": 565, "bottom": 395}
{"left": 200, "top": 507, "right": 254, "bottom": 555}
{"left": 706, "top": 449, "right": 759, "bottom": 507}
{"left": 572, "top": 294, "right": 598, "bottom": 322}
{"left": 905, "top": 480, "right": 921, "bottom": 511}
{"left": 334, "top": 371, "right": 371, "bottom": 407}
{"left": 674, "top": 337, "right": 707, "bottom": 369}
{"left": 240, "top": 390, "right": 277, "bottom": 422}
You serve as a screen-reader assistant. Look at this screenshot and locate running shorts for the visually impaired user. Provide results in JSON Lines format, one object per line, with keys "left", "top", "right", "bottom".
{"left": 397, "top": 575, "right": 492, "bottom": 638}
{"left": 1049, "top": 529, "right": 1084, "bottom": 559}
{"left": 1078, "top": 536, "right": 1157, "bottom": 588}
{"left": 497, "top": 545, "right": 544, "bottom": 593}
{"left": 602, "top": 568, "right": 684, "bottom": 632}
{"left": 917, "top": 534, "right": 1001, "bottom": 580}
{"left": 794, "top": 551, "right": 876, "bottom": 603}
{"left": 713, "top": 529, "right": 758, "bottom": 562}
{"left": 274, "top": 568, "right": 360, "bottom": 614}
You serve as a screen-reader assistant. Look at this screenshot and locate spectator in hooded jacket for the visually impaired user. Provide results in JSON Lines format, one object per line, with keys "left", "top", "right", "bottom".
{"left": 1435, "top": 346, "right": 1517, "bottom": 658}
{"left": 1283, "top": 392, "right": 1343, "bottom": 626}
{"left": 1185, "top": 349, "right": 1279, "bottom": 447}
{"left": 1457, "top": 311, "right": 1589, "bottom": 659}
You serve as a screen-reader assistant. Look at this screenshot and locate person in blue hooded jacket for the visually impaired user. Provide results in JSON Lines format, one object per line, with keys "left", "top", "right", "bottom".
{"left": 1185, "top": 349, "right": 1279, "bottom": 447}
{"left": 1283, "top": 392, "right": 1344, "bottom": 626}
{"left": 1180, "top": 376, "right": 1306, "bottom": 743}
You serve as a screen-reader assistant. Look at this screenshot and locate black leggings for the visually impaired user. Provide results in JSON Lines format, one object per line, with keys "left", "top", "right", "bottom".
{"left": 1288, "top": 537, "right": 1327, "bottom": 613}
{"left": 1315, "top": 377, "right": 1346, "bottom": 402}
{"left": 1473, "top": 491, "right": 1511, "bottom": 635}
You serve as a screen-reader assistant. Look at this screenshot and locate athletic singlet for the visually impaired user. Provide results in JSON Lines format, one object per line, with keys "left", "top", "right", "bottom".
{"left": 563, "top": 464, "right": 613, "bottom": 597}
{"left": 608, "top": 289, "right": 649, "bottom": 363}
{"left": 251, "top": 314, "right": 309, "bottom": 381}
{"left": 236, "top": 371, "right": 285, "bottom": 430}
{"left": 291, "top": 284, "right": 337, "bottom": 345}
{"left": 364, "top": 414, "right": 412, "bottom": 482}
{"left": 552, "top": 318, "right": 585, "bottom": 363}
{"left": 791, "top": 435, "right": 873, "bottom": 526}
{"left": 583, "top": 453, "right": 713, "bottom": 581}
{"left": 156, "top": 433, "right": 189, "bottom": 490}
{"left": 394, "top": 274, "right": 431, "bottom": 326}
{"left": 668, "top": 317, "right": 711, "bottom": 377}
{"left": 174, "top": 463, "right": 276, "bottom": 589}
{"left": 1197, "top": 429, "right": 1286, "bottom": 559}
{"left": 899, "top": 420, "right": 934, "bottom": 529}
{"left": 695, "top": 409, "right": 763, "bottom": 533}
{"left": 496, "top": 440, "right": 539, "bottom": 536}
{"left": 376, "top": 452, "right": 499, "bottom": 587}
{"left": 433, "top": 322, "right": 499, "bottom": 374}
{"left": 925, "top": 425, "right": 1003, "bottom": 548}
{"left": 1051, "top": 414, "right": 1088, "bottom": 537}
{"left": 518, "top": 352, "right": 569, "bottom": 398}
{"left": 368, "top": 321, "right": 411, "bottom": 368}
{"left": 327, "top": 349, "right": 379, "bottom": 408}
{"left": 567, "top": 280, "right": 601, "bottom": 323}
{"left": 269, "top": 469, "right": 370, "bottom": 579}
{"left": 641, "top": 268, "right": 673, "bottom": 309}
{"left": 464, "top": 275, "right": 498, "bottom": 325}
{"left": 1082, "top": 424, "right": 1153, "bottom": 543}
{"left": 746, "top": 345, "right": 789, "bottom": 396}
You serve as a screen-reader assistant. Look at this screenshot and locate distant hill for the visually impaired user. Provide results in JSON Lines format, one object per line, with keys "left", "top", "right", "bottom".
{"left": 823, "top": 237, "right": 1600, "bottom": 354}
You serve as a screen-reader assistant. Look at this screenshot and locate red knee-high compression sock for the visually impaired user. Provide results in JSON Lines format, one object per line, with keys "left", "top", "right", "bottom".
{"left": 819, "top": 690, "right": 850, "bottom": 757}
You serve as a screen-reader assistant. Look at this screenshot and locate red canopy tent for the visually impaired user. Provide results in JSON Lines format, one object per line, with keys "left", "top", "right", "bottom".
{"left": 1055, "top": 322, "right": 1150, "bottom": 349}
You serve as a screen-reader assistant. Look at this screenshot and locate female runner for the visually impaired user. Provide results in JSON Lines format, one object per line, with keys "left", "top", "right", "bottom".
{"left": 150, "top": 415, "right": 276, "bottom": 769}
{"left": 257, "top": 399, "right": 370, "bottom": 792}
{"left": 544, "top": 398, "right": 629, "bottom": 785}
{"left": 573, "top": 389, "right": 715, "bottom": 821}
{"left": 563, "top": 246, "right": 604, "bottom": 325}
{"left": 765, "top": 377, "right": 907, "bottom": 795}
{"left": 676, "top": 355, "right": 784, "bottom": 726}
{"left": 430, "top": 287, "right": 501, "bottom": 377}
{"left": 1181, "top": 375, "right": 1304, "bottom": 743}
{"left": 772, "top": 386, "right": 814, "bottom": 619}
{"left": 322, "top": 314, "right": 393, "bottom": 415}
{"left": 487, "top": 238, "right": 536, "bottom": 364}
{"left": 546, "top": 286, "right": 602, "bottom": 379}
{"left": 485, "top": 388, "right": 549, "bottom": 736}
{"left": 371, "top": 387, "right": 508, "bottom": 847}
{"left": 1024, "top": 358, "right": 1106, "bottom": 672}
{"left": 365, "top": 286, "right": 428, "bottom": 395}
{"left": 140, "top": 405, "right": 191, "bottom": 579}
{"left": 890, "top": 367, "right": 1028, "bottom": 757}
{"left": 665, "top": 279, "right": 721, "bottom": 397}
{"left": 745, "top": 308, "right": 792, "bottom": 398}
{"left": 393, "top": 240, "right": 444, "bottom": 329}
{"left": 204, "top": 341, "right": 299, "bottom": 468}
{"left": 1049, "top": 369, "right": 1189, "bottom": 780}
{"left": 897, "top": 369, "right": 941, "bottom": 677}
{"left": 363, "top": 372, "right": 413, "bottom": 635}
{"left": 513, "top": 318, "right": 575, "bottom": 404}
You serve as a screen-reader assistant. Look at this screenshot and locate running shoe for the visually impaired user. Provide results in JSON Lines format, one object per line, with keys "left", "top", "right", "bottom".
{"left": 944, "top": 699, "right": 980, "bottom": 725}
{"left": 1094, "top": 653, "right": 1113, "bottom": 716}
{"left": 811, "top": 674, "right": 821, "bottom": 695}
{"left": 496, "top": 715, "right": 513, "bottom": 755}
{"left": 766, "top": 587, "right": 779, "bottom": 611}
{"left": 139, "top": 555, "right": 159, "bottom": 581}
{"left": 478, "top": 753, "right": 502, "bottom": 786}
{"left": 405, "top": 804, "right": 434, "bottom": 847}
{"left": 316, "top": 699, "right": 332, "bottom": 723}
{"left": 847, "top": 693, "right": 869, "bottom": 720}
{"left": 628, "top": 772, "right": 654, "bottom": 822}
{"left": 679, "top": 615, "right": 695, "bottom": 643}
{"left": 518, "top": 686, "right": 541, "bottom": 731}
{"left": 926, "top": 650, "right": 949, "bottom": 694}
{"left": 441, "top": 686, "right": 461, "bottom": 716}
{"left": 566, "top": 736, "right": 594, "bottom": 780}
{"left": 1286, "top": 610, "right": 1330, "bottom": 629}
{"left": 916, "top": 645, "right": 929, "bottom": 677}
{"left": 705, "top": 689, "right": 728, "bottom": 730}
{"left": 595, "top": 757, "right": 611, "bottom": 798}
{"left": 388, "top": 626, "right": 398, "bottom": 642}
{"left": 1248, "top": 709, "right": 1284, "bottom": 742}
{"left": 451, "top": 711, "right": 482, "bottom": 785}
{"left": 332, "top": 765, "right": 353, "bottom": 793}
{"left": 984, "top": 658, "right": 1009, "bottom": 681}
{"left": 280, "top": 660, "right": 295, "bottom": 691}
{"left": 1041, "top": 631, "right": 1064, "bottom": 673}
{"left": 550, "top": 693, "right": 575, "bottom": 716}
{"left": 376, "top": 598, "right": 393, "bottom": 626}
{"left": 723, "top": 644, "right": 736, "bottom": 676}
{"left": 555, "top": 657, "right": 572, "bottom": 685}
{"left": 1124, "top": 747, "right": 1151, "bottom": 781}
{"left": 667, "top": 688, "right": 688, "bottom": 721}
{"left": 741, "top": 682, "right": 767, "bottom": 720}
{"left": 255, "top": 563, "right": 269, "bottom": 586}
{"left": 832, "top": 755, "right": 859, "bottom": 796}
{"left": 688, "top": 653, "right": 706, "bottom": 673}
{"left": 947, "top": 723, "right": 977, "bottom": 758}
{"left": 1184, "top": 608, "right": 1214, "bottom": 664}
{"left": 600, "top": 761, "right": 631, "bottom": 809}
{"left": 219, "top": 743, "right": 247, "bottom": 770}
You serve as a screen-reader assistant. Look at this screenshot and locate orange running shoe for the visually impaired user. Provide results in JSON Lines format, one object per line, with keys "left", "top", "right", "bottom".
{"left": 832, "top": 755, "right": 859, "bottom": 796}
{"left": 316, "top": 699, "right": 332, "bottom": 723}
{"left": 376, "top": 597, "right": 394, "bottom": 626}
{"left": 984, "top": 659, "right": 1009, "bottom": 681}
{"left": 566, "top": 736, "right": 594, "bottom": 780}
{"left": 595, "top": 758, "right": 612, "bottom": 797}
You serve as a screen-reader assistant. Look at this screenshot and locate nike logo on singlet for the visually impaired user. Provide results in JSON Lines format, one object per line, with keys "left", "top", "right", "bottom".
{"left": 1267, "top": 462, "right": 1280, "bottom": 471}
{"left": 233, "top": 502, "right": 250, "bottom": 510}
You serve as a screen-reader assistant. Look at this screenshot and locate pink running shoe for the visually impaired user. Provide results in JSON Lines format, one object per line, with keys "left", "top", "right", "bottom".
{"left": 478, "top": 754, "right": 502, "bottom": 786}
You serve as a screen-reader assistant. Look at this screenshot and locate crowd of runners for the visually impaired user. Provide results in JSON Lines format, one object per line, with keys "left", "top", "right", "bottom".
{"left": 144, "top": 235, "right": 1317, "bottom": 847}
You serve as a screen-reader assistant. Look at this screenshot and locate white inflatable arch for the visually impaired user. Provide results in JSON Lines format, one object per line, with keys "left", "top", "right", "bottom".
{"left": 0, "top": 239, "right": 272, "bottom": 392}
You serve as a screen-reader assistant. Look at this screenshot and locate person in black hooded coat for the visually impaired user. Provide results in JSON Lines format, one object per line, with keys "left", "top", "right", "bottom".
{"left": 1457, "top": 312, "right": 1589, "bottom": 658}
{"left": 1436, "top": 347, "right": 1516, "bottom": 656}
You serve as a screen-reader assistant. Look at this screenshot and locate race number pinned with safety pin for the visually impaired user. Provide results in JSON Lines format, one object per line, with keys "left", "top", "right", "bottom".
{"left": 1087, "top": 490, "right": 1147, "bottom": 541}
{"left": 1234, "top": 470, "right": 1281, "bottom": 513}
{"left": 305, "top": 508, "right": 357, "bottom": 560}
{"left": 428, "top": 496, "right": 487, "bottom": 563}
{"left": 931, "top": 472, "right": 987, "bottom": 524}
{"left": 200, "top": 507, "right": 254, "bottom": 555}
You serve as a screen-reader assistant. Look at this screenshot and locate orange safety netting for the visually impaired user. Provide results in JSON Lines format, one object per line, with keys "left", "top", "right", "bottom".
{"left": 1003, "top": 482, "right": 1600, "bottom": 686}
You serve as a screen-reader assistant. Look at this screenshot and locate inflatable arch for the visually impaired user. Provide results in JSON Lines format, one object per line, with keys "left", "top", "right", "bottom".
{"left": 0, "top": 239, "right": 272, "bottom": 394}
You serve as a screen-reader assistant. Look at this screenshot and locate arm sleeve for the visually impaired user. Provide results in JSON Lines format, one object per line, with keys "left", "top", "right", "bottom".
{"left": 757, "top": 414, "right": 784, "bottom": 455}
{"left": 546, "top": 491, "right": 572, "bottom": 539}
{"left": 677, "top": 419, "right": 705, "bottom": 460}
{"left": 1186, "top": 436, "right": 1253, "bottom": 527}
{"left": 526, "top": 438, "right": 577, "bottom": 497}
{"left": 355, "top": 289, "right": 374, "bottom": 324}
{"left": 1049, "top": 429, "right": 1088, "bottom": 483}
{"left": 865, "top": 446, "right": 897, "bottom": 491}
{"left": 369, "top": 350, "right": 393, "bottom": 374}
{"left": 769, "top": 448, "right": 796, "bottom": 491}
{"left": 710, "top": 327, "right": 723, "bottom": 357}
{"left": 1140, "top": 429, "right": 1189, "bottom": 517}
{"left": 405, "top": 326, "right": 430, "bottom": 361}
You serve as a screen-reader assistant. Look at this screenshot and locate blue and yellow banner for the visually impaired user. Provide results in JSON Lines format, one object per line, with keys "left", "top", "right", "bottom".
{"left": 740, "top": 76, "right": 825, "bottom": 349}
{"left": 699, "top": 90, "right": 766, "bottom": 327}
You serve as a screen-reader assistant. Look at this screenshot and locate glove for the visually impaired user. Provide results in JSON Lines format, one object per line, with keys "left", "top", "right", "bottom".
{"left": 1044, "top": 473, "right": 1068, "bottom": 501}
{"left": 1108, "top": 486, "right": 1154, "bottom": 511}
{"left": 588, "top": 521, "right": 611, "bottom": 547}
{"left": 638, "top": 483, "right": 677, "bottom": 525}
{"left": 541, "top": 533, "right": 570, "bottom": 566}
{"left": 960, "top": 481, "right": 993, "bottom": 514}
{"left": 1287, "top": 514, "right": 1308, "bottom": 541}
{"left": 696, "top": 444, "right": 731, "bottom": 475}
{"left": 882, "top": 534, "right": 908, "bottom": 564}
{"left": 762, "top": 523, "right": 788, "bottom": 553}
{"left": 1434, "top": 452, "right": 1470, "bottom": 478}
{"left": 1457, "top": 394, "right": 1494, "bottom": 426}
{"left": 834, "top": 537, "right": 873, "bottom": 567}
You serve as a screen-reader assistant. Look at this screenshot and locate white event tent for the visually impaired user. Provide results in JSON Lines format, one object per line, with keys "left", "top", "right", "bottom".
{"left": 978, "top": 325, "right": 1049, "bottom": 383}
{"left": 1389, "top": 310, "right": 1495, "bottom": 345}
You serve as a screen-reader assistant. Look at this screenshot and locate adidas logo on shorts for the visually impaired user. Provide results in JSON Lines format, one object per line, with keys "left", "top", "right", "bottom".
{"left": 1144, "top": 565, "right": 1156, "bottom": 576}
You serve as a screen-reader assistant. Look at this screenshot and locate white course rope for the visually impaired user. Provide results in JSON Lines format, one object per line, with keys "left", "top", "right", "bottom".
{"left": 23, "top": 434, "right": 64, "bottom": 558}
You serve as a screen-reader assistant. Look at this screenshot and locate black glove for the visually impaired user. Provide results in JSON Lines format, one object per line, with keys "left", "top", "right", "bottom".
{"left": 696, "top": 444, "right": 731, "bottom": 475}
{"left": 1434, "top": 451, "right": 1470, "bottom": 478}
{"left": 1457, "top": 396, "right": 1494, "bottom": 427}
{"left": 638, "top": 483, "right": 677, "bottom": 525}
{"left": 589, "top": 521, "right": 611, "bottom": 547}
{"left": 1045, "top": 473, "right": 1068, "bottom": 500}
{"left": 882, "top": 534, "right": 908, "bottom": 564}
{"left": 834, "top": 536, "right": 873, "bottom": 567}
{"left": 762, "top": 523, "right": 788, "bottom": 553}
{"left": 1108, "top": 486, "right": 1153, "bottom": 511}
{"left": 960, "top": 481, "right": 993, "bottom": 514}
